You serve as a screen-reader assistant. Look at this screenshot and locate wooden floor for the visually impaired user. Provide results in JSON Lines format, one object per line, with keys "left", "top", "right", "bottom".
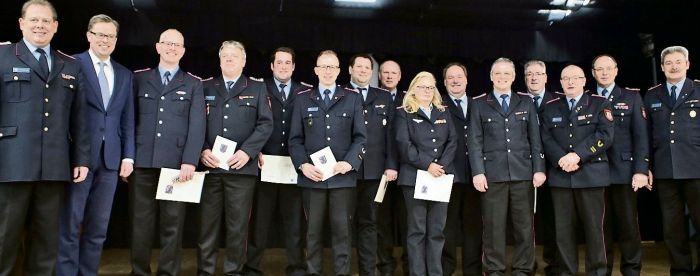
{"left": 99, "top": 242, "right": 674, "bottom": 275}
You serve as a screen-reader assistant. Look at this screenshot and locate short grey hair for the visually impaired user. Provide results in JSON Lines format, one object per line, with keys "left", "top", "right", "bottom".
{"left": 490, "top": 57, "right": 516, "bottom": 75}
{"left": 219, "top": 40, "right": 246, "bottom": 60}
{"left": 523, "top": 60, "right": 546, "bottom": 74}
{"left": 661, "top": 46, "right": 689, "bottom": 63}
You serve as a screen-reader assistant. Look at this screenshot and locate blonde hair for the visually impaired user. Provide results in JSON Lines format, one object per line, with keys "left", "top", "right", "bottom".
{"left": 402, "top": 71, "right": 444, "bottom": 113}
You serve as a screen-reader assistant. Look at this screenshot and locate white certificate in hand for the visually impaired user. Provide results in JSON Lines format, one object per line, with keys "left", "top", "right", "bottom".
{"left": 374, "top": 175, "right": 389, "bottom": 203}
{"left": 212, "top": 135, "right": 237, "bottom": 170}
{"left": 310, "top": 146, "right": 338, "bottom": 181}
{"left": 414, "top": 170, "right": 454, "bottom": 202}
{"left": 156, "top": 168, "right": 208, "bottom": 203}
{"left": 260, "top": 155, "right": 298, "bottom": 184}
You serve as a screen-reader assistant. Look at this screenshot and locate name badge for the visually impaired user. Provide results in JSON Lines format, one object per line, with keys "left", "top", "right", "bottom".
{"left": 12, "top": 67, "right": 30, "bottom": 73}
{"left": 651, "top": 103, "right": 662, "bottom": 108}
{"left": 552, "top": 117, "right": 562, "bottom": 123}
{"left": 307, "top": 107, "right": 319, "bottom": 112}
{"left": 176, "top": 91, "right": 187, "bottom": 95}
{"left": 205, "top": 96, "right": 216, "bottom": 101}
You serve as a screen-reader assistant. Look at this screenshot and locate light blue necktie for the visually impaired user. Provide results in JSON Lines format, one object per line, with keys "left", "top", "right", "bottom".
{"left": 98, "top": 62, "right": 111, "bottom": 108}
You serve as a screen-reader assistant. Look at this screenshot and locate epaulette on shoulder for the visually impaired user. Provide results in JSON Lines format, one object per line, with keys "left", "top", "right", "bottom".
{"left": 625, "top": 87, "right": 640, "bottom": 92}
{"left": 297, "top": 88, "right": 311, "bottom": 95}
{"left": 545, "top": 97, "right": 561, "bottom": 105}
{"left": 248, "top": 76, "right": 263, "bottom": 82}
{"left": 56, "top": 50, "right": 76, "bottom": 60}
{"left": 695, "top": 79, "right": 700, "bottom": 83}
{"left": 301, "top": 81, "right": 313, "bottom": 87}
{"left": 647, "top": 83, "right": 662, "bottom": 91}
{"left": 472, "top": 93, "right": 486, "bottom": 99}
{"left": 343, "top": 87, "right": 359, "bottom": 93}
{"left": 0, "top": 41, "right": 10, "bottom": 46}
{"left": 201, "top": 77, "right": 214, "bottom": 82}
{"left": 134, "top": 68, "right": 151, "bottom": 73}
{"left": 396, "top": 105, "right": 405, "bottom": 110}
{"left": 187, "top": 72, "right": 202, "bottom": 81}
{"left": 516, "top": 92, "right": 530, "bottom": 96}
{"left": 590, "top": 93, "right": 606, "bottom": 99}
{"left": 376, "top": 87, "right": 389, "bottom": 92}
{"left": 554, "top": 91, "right": 565, "bottom": 95}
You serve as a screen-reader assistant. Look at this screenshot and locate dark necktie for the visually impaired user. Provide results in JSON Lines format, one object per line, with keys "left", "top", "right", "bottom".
{"left": 163, "top": 71, "right": 171, "bottom": 86}
{"left": 454, "top": 99, "right": 465, "bottom": 117}
{"left": 323, "top": 89, "right": 331, "bottom": 106}
{"left": 36, "top": 48, "right": 49, "bottom": 77}
{"left": 226, "top": 81, "right": 234, "bottom": 92}
{"left": 358, "top": 87, "right": 367, "bottom": 102}
{"left": 279, "top": 83, "right": 287, "bottom": 101}
{"left": 533, "top": 95, "right": 541, "bottom": 109}
{"left": 670, "top": 85, "right": 677, "bottom": 106}
{"left": 569, "top": 98, "right": 576, "bottom": 112}
{"left": 601, "top": 89, "right": 609, "bottom": 97}
{"left": 500, "top": 94, "right": 509, "bottom": 113}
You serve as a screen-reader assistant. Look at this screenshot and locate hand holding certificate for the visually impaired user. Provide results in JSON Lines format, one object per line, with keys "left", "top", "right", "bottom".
{"left": 310, "top": 146, "right": 338, "bottom": 181}
{"left": 414, "top": 170, "right": 454, "bottom": 202}
{"left": 156, "top": 168, "right": 208, "bottom": 203}
{"left": 211, "top": 136, "right": 237, "bottom": 170}
{"left": 374, "top": 175, "right": 389, "bottom": 203}
{"left": 260, "top": 155, "right": 298, "bottom": 184}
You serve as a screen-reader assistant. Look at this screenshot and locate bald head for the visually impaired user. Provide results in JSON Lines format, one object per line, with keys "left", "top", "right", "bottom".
{"left": 379, "top": 60, "right": 401, "bottom": 91}
{"left": 156, "top": 28, "right": 186, "bottom": 68}
{"left": 560, "top": 65, "right": 586, "bottom": 97}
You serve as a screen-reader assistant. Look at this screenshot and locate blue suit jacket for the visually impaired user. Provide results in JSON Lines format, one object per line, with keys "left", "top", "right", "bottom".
{"left": 76, "top": 51, "right": 135, "bottom": 171}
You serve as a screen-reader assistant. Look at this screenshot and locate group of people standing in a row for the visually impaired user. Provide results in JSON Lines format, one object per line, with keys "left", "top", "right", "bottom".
{"left": 1, "top": 1, "right": 699, "bottom": 276}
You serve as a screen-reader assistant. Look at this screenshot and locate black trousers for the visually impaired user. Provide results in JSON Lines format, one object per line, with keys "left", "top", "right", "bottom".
{"left": 656, "top": 179, "right": 700, "bottom": 276}
{"left": 402, "top": 186, "right": 448, "bottom": 276}
{"left": 303, "top": 187, "right": 356, "bottom": 276}
{"left": 442, "top": 183, "right": 483, "bottom": 276}
{"left": 356, "top": 179, "right": 380, "bottom": 276}
{"left": 244, "top": 180, "right": 305, "bottom": 276}
{"left": 481, "top": 181, "right": 535, "bottom": 276}
{"left": 129, "top": 168, "right": 187, "bottom": 276}
{"left": 197, "top": 174, "right": 256, "bottom": 276}
{"left": 0, "top": 181, "right": 64, "bottom": 276}
{"left": 535, "top": 183, "right": 559, "bottom": 276}
{"left": 376, "top": 182, "right": 408, "bottom": 275}
{"left": 551, "top": 187, "right": 606, "bottom": 276}
{"left": 604, "top": 184, "right": 642, "bottom": 276}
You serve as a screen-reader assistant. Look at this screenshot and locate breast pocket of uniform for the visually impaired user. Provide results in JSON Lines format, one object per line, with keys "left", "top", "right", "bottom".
{"left": 58, "top": 79, "right": 77, "bottom": 108}
{"left": 137, "top": 91, "right": 156, "bottom": 114}
{"left": 516, "top": 115, "right": 529, "bottom": 135}
{"left": 171, "top": 92, "right": 192, "bottom": 116}
{"left": 205, "top": 100, "right": 217, "bottom": 119}
{"left": 303, "top": 113, "right": 319, "bottom": 133}
{"left": 2, "top": 72, "right": 31, "bottom": 102}
{"left": 612, "top": 110, "right": 630, "bottom": 128}
{"left": 376, "top": 111, "right": 389, "bottom": 128}
{"left": 237, "top": 99, "right": 258, "bottom": 119}
{"left": 334, "top": 111, "right": 353, "bottom": 128}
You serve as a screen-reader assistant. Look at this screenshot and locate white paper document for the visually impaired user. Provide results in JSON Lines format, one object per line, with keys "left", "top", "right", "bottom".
{"left": 156, "top": 168, "right": 208, "bottom": 203}
{"left": 413, "top": 170, "right": 454, "bottom": 202}
{"left": 260, "top": 155, "right": 298, "bottom": 184}
{"left": 374, "top": 175, "right": 389, "bottom": 203}
{"left": 212, "top": 135, "right": 237, "bottom": 170}
{"left": 310, "top": 146, "right": 338, "bottom": 181}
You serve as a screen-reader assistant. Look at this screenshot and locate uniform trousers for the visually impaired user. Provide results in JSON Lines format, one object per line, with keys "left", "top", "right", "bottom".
{"left": 442, "top": 183, "right": 483, "bottom": 276}
{"left": 656, "top": 179, "right": 700, "bottom": 276}
{"left": 376, "top": 182, "right": 408, "bottom": 275}
{"left": 402, "top": 186, "right": 448, "bottom": 276}
{"left": 604, "top": 184, "right": 642, "bottom": 276}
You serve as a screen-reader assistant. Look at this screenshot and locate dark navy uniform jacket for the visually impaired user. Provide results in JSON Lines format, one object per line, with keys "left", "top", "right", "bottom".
{"left": 261, "top": 79, "right": 310, "bottom": 156}
{"left": 202, "top": 75, "right": 273, "bottom": 176}
{"left": 133, "top": 68, "right": 205, "bottom": 169}
{"left": 593, "top": 87, "right": 648, "bottom": 184}
{"left": 288, "top": 86, "right": 367, "bottom": 189}
{"left": 0, "top": 42, "right": 90, "bottom": 182}
{"left": 468, "top": 92, "right": 545, "bottom": 182}
{"left": 540, "top": 93, "right": 614, "bottom": 188}
{"left": 394, "top": 106, "right": 457, "bottom": 187}
{"left": 645, "top": 79, "right": 700, "bottom": 179}
{"left": 343, "top": 84, "right": 397, "bottom": 180}
{"left": 442, "top": 94, "right": 472, "bottom": 183}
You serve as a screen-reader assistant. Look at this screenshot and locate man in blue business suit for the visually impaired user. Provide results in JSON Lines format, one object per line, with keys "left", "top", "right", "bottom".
{"left": 56, "top": 14, "right": 135, "bottom": 276}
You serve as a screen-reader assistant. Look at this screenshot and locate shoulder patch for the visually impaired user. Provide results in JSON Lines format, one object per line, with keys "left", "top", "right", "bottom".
{"left": 134, "top": 68, "right": 151, "bottom": 73}
{"left": 187, "top": 72, "right": 202, "bottom": 80}
{"left": 545, "top": 98, "right": 561, "bottom": 104}
{"left": 202, "top": 77, "right": 214, "bottom": 82}
{"left": 301, "top": 81, "right": 313, "bottom": 87}
{"left": 248, "top": 76, "right": 263, "bottom": 82}
{"left": 376, "top": 87, "right": 389, "bottom": 92}
{"left": 297, "top": 88, "right": 311, "bottom": 94}
{"left": 473, "top": 93, "right": 487, "bottom": 99}
{"left": 0, "top": 41, "right": 10, "bottom": 45}
{"left": 648, "top": 83, "right": 662, "bottom": 91}
{"left": 625, "top": 87, "right": 640, "bottom": 91}
{"left": 56, "top": 50, "right": 76, "bottom": 60}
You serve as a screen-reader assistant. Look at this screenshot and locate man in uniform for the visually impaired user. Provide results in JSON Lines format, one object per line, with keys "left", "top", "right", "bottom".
{"left": 540, "top": 65, "right": 613, "bottom": 275}
{"left": 591, "top": 54, "right": 648, "bottom": 276}
{"left": 440, "top": 62, "right": 483, "bottom": 276}
{"left": 644, "top": 46, "right": 700, "bottom": 275}
{"left": 129, "top": 28, "right": 205, "bottom": 276}
{"left": 376, "top": 59, "right": 409, "bottom": 276}
{"left": 244, "top": 46, "right": 308, "bottom": 276}
{"left": 57, "top": 14, "right": 135, "bottom": 276}
{"left": 0, "top": 0, "right": 90, "bottom": 274}
{"left": 289, "top": 50, "right": 366, "bottom": 276}
{"left": 468, "top": 58, "right": 546, "bottom": 275}
{"left": 524, "top": 60, "right": 559, "bottom": 276}
{"left": 344, "top": 53, "right": 397, "bottom": 276}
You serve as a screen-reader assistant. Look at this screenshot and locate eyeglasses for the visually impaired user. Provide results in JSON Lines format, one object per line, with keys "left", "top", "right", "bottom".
{"left": 89, "top": 31, "right": 117, "bottom": 40}
{"left": 315, "top": 65, "right": 340, "bottom": 71}
{"left": 159, "top": 41, "right": 184, "bottom": 48}
{"left": 560, "top": 76, "right": 585, "bottom": 82}
{"left": 415, "top": 86, "right": 436, "bottom": 91}
{"left": 592, "top": 67, "right": 616, "bottom": 73}
{"left": 525, "top": 72, "right": 546, "bottom": 77}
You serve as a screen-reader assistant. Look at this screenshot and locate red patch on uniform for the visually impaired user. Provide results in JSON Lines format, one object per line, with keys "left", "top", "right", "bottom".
{"left": 267, "top": 96, "right": 272, "bottom": 109}
{"left": 641, "top": 107, "right": 647, "bottom": 119}
{"left": 604, "top": 109, "right": 613, "bottom": 122}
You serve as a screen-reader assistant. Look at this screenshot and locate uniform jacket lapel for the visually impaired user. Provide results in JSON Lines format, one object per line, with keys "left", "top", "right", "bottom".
{"left": 15, "top": 42, "right": 47, "bottom": 82}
